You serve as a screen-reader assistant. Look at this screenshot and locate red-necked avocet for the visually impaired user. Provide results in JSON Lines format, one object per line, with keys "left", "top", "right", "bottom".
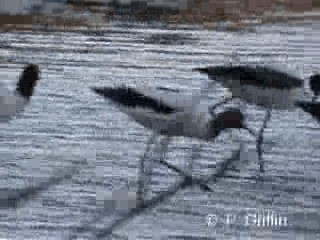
{"left": 91, "top": 85, "right": 255, "bottom": 139}
{"left": 0, "top": 64, "right": 40, "bottom": 121}
{"left": 193, "top": 64, "right": 310, "bottom": 172}
{"left": 91, "top": 84, "right": 255, "bottom": 202}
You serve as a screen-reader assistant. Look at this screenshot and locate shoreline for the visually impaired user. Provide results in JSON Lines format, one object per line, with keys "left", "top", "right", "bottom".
{"left": 0, "top": 7, "right": 320, "bottom": 33}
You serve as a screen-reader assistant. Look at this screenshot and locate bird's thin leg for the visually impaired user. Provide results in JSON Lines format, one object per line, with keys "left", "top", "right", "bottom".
{"left": 142, "top": 135, "right": 171, "bottom": 200}
{"left": 190, "top": 143, "right": 202, "bottom": 173}
{"left": 154, "top": 136, "right": 170, "bottom": 165}
{"left": 136, "top": 132, "right": 157, "bottom": 205}
{"left": 188, "top": 143, "right": 202, "bottom": 188}
{"left": 158, "top": 136, "right": 171, "bottom": 162}
{"left": 209, "top": 96, "right": 236, "bottom": 116}
{"left": 256, "top": 110, "right": 271, "bottom": 173}
{"left": 155, "top": 139, "right": 213, "bottom": 192}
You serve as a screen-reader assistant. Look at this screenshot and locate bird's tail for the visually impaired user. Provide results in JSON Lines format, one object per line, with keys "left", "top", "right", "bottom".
{"left": 90, "top": 85, "right": 136, "bottom": 107}
{"left": 91, "top": 86, "right": 114, "bottom": 98}
{"left": 192, "top": 67, "right": 209, "bottom": 74}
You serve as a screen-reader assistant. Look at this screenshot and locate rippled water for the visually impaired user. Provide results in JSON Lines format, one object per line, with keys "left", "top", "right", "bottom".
{"left": 0, "top": 21, "right": 320, "bottom": 239}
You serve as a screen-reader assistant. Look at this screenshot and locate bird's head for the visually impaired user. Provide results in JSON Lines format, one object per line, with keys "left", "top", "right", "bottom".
{"left": 16, "top": 64, "right": 40, "bottom": 100}
{"left": 210, "top": 108, "right": 256, "bottom": 137}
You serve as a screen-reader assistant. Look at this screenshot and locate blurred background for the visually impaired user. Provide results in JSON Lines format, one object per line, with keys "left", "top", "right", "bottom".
{"left": 0, "top": 0, "right": 319, "bottom": 31}
{"left": 1, "top": 0, "right": 320, "bottom": 240}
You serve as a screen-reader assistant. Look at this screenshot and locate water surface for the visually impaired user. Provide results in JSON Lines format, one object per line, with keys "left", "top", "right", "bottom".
{"left": 0, "top": 21, "right": 319, "bottom": 239}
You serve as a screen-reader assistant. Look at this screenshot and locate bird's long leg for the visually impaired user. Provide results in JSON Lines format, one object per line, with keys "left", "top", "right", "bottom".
{"left": 190, "top": 143, "right": 202, "bottom": 173}
{"left": 189, "top": 143, "right": 208, "bottom": 191}
{"left": 158, "top": 136, "right": 171, "bottom": 161}
{"left": 155, "top": 138, "right": 213, "bottom": 192}
{"left": 136, "top": 132, "right": 157, "bottom": 205}
{"left": 256, "top": 110, "right": 271, "bottom": 173}
{"left": 142, "top": 135, "right": 171, "bottom": 201}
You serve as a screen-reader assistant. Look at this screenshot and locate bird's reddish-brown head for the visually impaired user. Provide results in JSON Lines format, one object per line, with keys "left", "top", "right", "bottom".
{"left": 210, "top": 108, "right": 255, "bottom": 137}
{"left": 16, "top": 64, "right": 40, "bottom": 100}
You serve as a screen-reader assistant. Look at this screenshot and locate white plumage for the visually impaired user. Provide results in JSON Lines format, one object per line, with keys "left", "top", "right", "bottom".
{"left": 91, "top": 84, "right": 255, "bottom": 202}
{"left": 91, "top": 84, "right": 254, "bottom": 141}
{"left": 194, "top": 63, "right": 306, "bottom": 172}
{"left": 0, "top": 64, "right": 40, "bottom": 121}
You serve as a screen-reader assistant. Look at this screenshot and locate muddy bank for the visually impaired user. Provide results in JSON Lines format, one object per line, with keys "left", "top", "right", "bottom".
{"left": 0, "top": 0, "right": 319, "bottom": 32}
{"left": 65, "top": 0, "right": 320, "bottom": 30}
{"left": 0, "top": 14, "right": 105, "bottom": 31}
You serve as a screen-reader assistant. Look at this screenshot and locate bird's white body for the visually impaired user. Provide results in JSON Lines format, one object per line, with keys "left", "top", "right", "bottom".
{"left": 228, "top": 84, "right": 303, "bottom": 110}
{"left": 0, "top": 82, "right": 28, "bottom": 121}
{"left": 109, "top": 85, "right": 213, "bottom": 140}
{"left": 123, "top": 106, "right": 210, "bottom": 139}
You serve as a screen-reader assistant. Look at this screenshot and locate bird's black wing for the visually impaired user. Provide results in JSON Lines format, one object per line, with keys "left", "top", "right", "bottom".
{"left": 195, "top": 65, "right": 303, "bottom": 89}
{"left": 91, "top": 86, "right": 177, "bottom": 114}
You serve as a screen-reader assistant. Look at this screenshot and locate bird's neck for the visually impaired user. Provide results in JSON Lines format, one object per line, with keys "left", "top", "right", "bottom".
{"left": 208, "top": 120, "right": 223, "bottom": 139}
{"left": 16, "top": 78, "right": 34, "bottom": 100}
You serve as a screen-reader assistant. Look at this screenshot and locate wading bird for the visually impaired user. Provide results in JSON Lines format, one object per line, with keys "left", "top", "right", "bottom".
{"left": 0, "top": 64, "right": 40, "bottom": 121}
{"left": 193, "top": 64, "right": 311, "bottom": 172}
{"left": 91, "top": 84, "right": 255, "bottom": 202}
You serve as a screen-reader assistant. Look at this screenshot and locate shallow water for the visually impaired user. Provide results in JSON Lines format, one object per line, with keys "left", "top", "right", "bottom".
{"left": 0, "top": 21, "right": 319, "bottom": 239}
